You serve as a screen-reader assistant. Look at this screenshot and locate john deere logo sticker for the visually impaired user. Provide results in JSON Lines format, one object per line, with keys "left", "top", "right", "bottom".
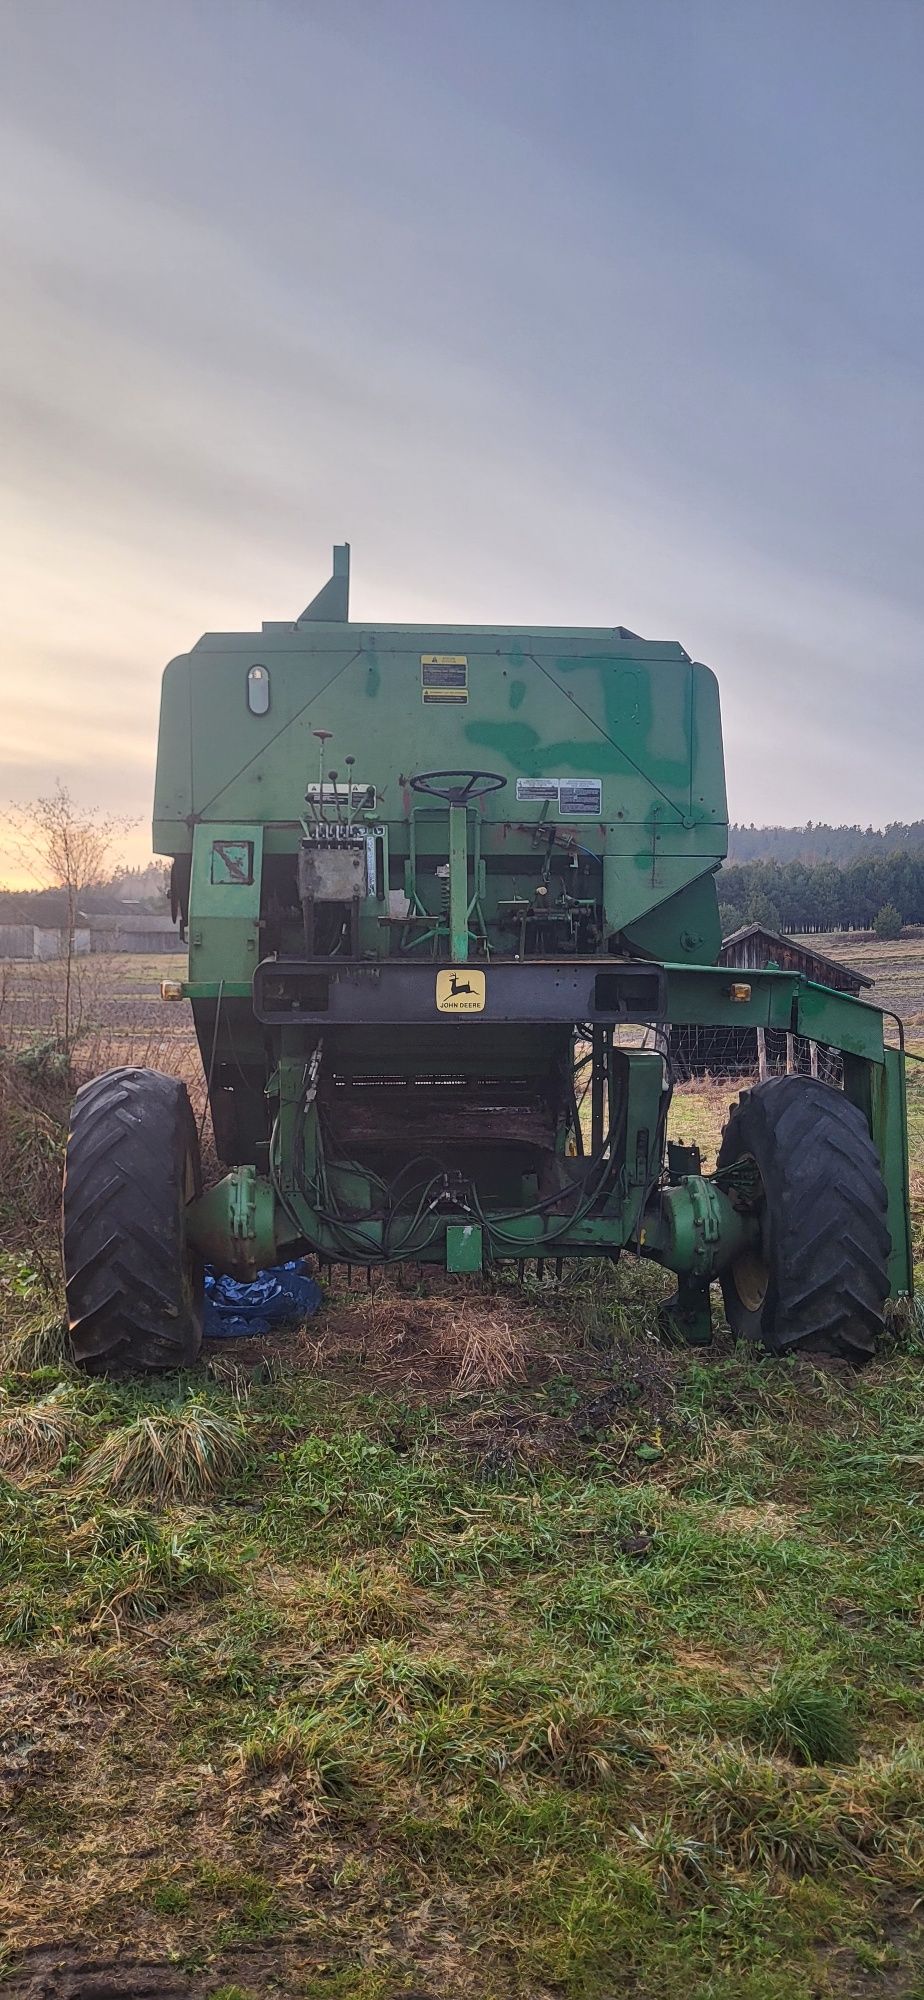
{"left": 436, "top": 968, "right": 486, "bottom": 1014}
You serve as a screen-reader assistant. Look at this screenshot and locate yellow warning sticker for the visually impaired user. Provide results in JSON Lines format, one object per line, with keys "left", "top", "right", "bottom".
{"left": 435, "top": 968, "right": 486, "bottom": 1014}
{"left": 421, "top": 654, "right": 468, "bottom": 702}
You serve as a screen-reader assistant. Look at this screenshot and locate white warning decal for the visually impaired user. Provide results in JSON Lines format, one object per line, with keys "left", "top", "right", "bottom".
{"left": 558, "top": 780, "right": 602, "bottom": 817}
{"left": 515, "top": 778, "right": 560, "bottom": 802}
{"left": 515, "top": 778, "right": 602, "bottom": 816}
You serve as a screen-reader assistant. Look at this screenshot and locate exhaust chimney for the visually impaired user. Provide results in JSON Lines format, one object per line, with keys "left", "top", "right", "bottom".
{"left": 298, "top": 543, "right": 350, "bottom": 622}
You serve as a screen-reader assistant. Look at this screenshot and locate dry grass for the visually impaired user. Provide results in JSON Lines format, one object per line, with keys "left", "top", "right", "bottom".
{"left": 447, "top": 1304, "right": 531, "bottom": 1387}
{"left": 711, "top": 1501, "right": 798, "bottom": 1539}
{"left": 232, "top": 1714, "right": 356, "bottom": 1797}
{"left": 0, "top": 951, "right": 207, "bottom": 1256}
{"left": 340, "top": 1290, "right": 533, "bottom": 1388}
{"left": 318, "top": 1561, "right": 424, "bottom": 1642}
{"left": 0, "top": 1058, "right": 70, "bottom": 1258}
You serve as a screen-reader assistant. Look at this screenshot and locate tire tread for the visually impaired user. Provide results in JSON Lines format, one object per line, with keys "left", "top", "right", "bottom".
{"left": 63, "top": 1067, "right": 202, "bottom": 1373}
{"left": 718, "top": 1075, "right": 889, "bottom": 1364}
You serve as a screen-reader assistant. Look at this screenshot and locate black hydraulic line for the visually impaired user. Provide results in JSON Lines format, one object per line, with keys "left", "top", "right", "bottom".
{"left": 474, "top": 1124, "right": 619, "bottom": 1251}
{"left": 590, "top": 1025, "right": 606, "bottom": 1155}
{"left": 280, "top": 1023, "right": 631, "bottom": 1263}
{"left": 568, "top": 1081, "right": 585, "bottom": 1157}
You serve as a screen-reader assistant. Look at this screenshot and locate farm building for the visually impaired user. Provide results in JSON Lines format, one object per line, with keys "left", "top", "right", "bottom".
{"left": 668, "top": 924, "right": 873, "bottom": 1081}
{"left": 0, "top": 914, "right": 180, "bottom": 958}
{"left": 0, "top": 924, "right": 39, "bottom": 960}
{"left": 86, "top": 912, "right": 181, "bottom": 953}
{"left": 0, "top": 924, "right": 90, "bottom": 960}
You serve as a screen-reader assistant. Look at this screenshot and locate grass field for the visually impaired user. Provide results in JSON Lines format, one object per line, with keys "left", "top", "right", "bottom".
{"left": 797, "top": 931, "right": 924, "bottom": 1026}
{"left": 0, "top": 952, "right": 193, "bottom": 1070}
{"left": 1, "top": 941, "right": 923, "bottom": 1998}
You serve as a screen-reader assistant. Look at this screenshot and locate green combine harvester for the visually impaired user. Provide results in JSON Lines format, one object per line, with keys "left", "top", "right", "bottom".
{"left": 62, "top": 547, "right": 912, "bottom": 1370}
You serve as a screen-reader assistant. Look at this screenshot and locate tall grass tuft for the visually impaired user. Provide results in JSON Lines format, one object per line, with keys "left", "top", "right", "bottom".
{"left": 884, "top": 1292, "right": 924, "bottom": 1357}
{"left": 66, "top": 1505, "right": 230, "bottom": 1626}
{"left": 0, "top": 1388, "right": 84, "bottom": 1478}
{"left": 516, "top": 1701, "right": 628, "bottom": 1786}
{"left": 231, "top": 1713, "right": 359, "bottom": 1823}
{"left": 0, "top": 1300, "right": 71, "bottom": 1374}
{"left": 77, "top": 1403, "right": 250, "bottom": 1503}
{"left": 742, "top": 1670, "right": 858, "bottom": 1766}
{"left": 678, "top": 1749, "right": 840, "bottom": 1874}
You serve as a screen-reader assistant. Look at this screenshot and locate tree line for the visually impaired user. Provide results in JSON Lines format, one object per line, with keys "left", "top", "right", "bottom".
{"left": 0, "top": 867, "right": 169, "bottom": 927}
{"left": 719, "top": 848, "right": 924, "bottom": 938}
{"left": 728, "top": 821, "right": 924, "bottom": 864}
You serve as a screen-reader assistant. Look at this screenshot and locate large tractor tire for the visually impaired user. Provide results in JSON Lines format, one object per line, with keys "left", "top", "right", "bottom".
{"left": 63, "top": 1068, "right": 203, "bottom": 1373}
{"left": 717, "top": 1076, "right": 889, "bottom": 1365}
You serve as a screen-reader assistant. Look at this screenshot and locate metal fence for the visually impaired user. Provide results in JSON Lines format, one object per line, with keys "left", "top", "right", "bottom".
{"left": 668, "top": 1023, "right": 842, "bottom": 1086}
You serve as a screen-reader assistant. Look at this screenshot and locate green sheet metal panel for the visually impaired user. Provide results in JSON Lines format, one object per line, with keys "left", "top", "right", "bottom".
{"left": 795, "top": 983, "right": 885, "bottom": 1064}
{"left": 157, "top": 632, "right": 715, "bottom": 826}
{"left": 188, "top": 822, "right": 264, "bottom": 986}
{"left": 153, "top": 616, "right": 728, "bottom": 951}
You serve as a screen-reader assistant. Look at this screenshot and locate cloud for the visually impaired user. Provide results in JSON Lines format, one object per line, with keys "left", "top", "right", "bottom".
{"left": 0, "top": 0, "right": 921, "bottom": 880}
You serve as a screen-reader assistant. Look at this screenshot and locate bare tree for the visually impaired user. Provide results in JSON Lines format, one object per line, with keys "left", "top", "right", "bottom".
{"left": 8, "top": 784, "right": 134, "bottom": 1053}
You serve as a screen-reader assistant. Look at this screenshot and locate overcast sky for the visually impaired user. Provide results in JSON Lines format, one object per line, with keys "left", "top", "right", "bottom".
{"left": 1, "top": 0, "right": 922, "bottom": 879}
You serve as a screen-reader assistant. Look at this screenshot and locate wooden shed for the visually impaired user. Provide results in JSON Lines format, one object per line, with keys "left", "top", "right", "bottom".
{"left": 719, "top": 925, "right": 872, "bottom": 994}
{"left": 669, "top": 925, "right": 872, "bottom": 1082}
{"left": 86, "top": 913, "right": 182, "bottom": 954}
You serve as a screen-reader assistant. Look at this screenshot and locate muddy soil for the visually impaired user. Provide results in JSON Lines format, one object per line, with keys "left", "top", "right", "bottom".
{"left": 1, "top": 1953, "right": 200, "bottom": 2000}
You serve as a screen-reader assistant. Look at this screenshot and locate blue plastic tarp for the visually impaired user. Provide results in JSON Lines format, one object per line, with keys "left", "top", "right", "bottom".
{"left": 203, "top": 1260, "right": 322, "bottom": 1340}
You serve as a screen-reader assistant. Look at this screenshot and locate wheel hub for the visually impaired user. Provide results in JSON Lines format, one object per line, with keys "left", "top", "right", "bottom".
{"left": 729, "top": 1247, "right": 770, "bottom": 1313}
{"left": 724, "top": 1149, "right": 769, "bottom": 1316}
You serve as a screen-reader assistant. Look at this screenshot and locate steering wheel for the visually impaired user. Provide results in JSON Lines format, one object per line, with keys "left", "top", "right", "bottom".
{"left": 408, "top": 769, "right": 508, "bottom": 805}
